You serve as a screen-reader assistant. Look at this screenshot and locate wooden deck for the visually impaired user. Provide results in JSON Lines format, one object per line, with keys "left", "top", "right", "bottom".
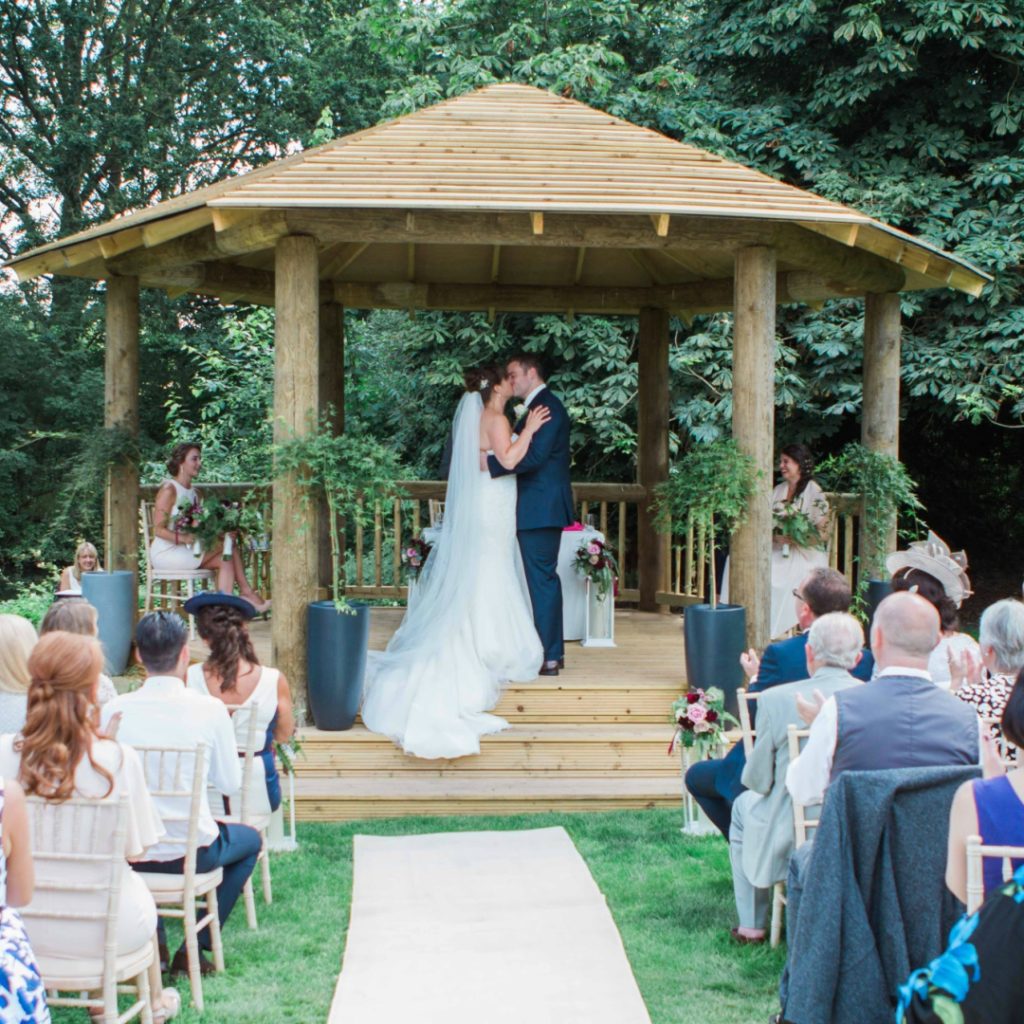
{"left": 194, "top": 608, "right": 691, "bottom": 821}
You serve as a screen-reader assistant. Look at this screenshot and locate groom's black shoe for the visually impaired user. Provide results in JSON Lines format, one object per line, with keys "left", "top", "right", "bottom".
{"left": 539, "top": 661, "right": 560, "bottom": 676}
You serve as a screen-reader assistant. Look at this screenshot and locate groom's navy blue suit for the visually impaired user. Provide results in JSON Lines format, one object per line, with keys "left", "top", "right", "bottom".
{"left": 488, "top": 386, "right": 574, "bottom": 663}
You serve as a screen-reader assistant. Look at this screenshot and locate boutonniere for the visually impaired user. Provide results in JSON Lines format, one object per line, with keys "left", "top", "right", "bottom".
{"left": 513, "top": 403, "right": 527, "bottom": 421}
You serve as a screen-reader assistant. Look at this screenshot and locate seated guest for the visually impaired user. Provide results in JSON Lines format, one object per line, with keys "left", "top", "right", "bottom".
{"left": 58, "top": 540, "right": 98, "bottom": 594}
{"left": 685, "top": 567, "right": 872, "bottom": 838}
{"left": 184, "top": 592, "right": 294, "bottom": 818}
{"left": 0, "top": 615, "right": 37, "bottom": 735}
{"left": 0, "top": 771, "right": 48, "bottom": 1023}
{"left": 0, "top": 631, "right": 178, "bottom": 1022}
{"left": 887, "top": 532, "right": 977, "bottom": 688}
{"left": 102, "top": 612, "right": 260, "bottom": 976}
{"left": 945, "top": 665, "right": 1024, "bottom": 905}
{"left": 952, "top": 599, "right": 1024, "bottom": 763}
{"left": 39, "top": 599, "right": 118, "bottom": 705}
{"left": 728, "top": 612, "right": 864, "bottom": 942}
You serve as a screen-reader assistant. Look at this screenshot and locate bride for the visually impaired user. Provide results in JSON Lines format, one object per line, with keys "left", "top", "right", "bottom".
{"left": 361, "top": 365, "right": 550, "bottom": 759}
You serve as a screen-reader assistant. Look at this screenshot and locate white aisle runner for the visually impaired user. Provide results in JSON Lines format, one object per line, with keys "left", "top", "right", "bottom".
{"left": 328, "top": 826, "right": 652, "bottom": 1024}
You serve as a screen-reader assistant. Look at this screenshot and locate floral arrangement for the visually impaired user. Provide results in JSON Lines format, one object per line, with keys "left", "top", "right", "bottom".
{"left": 669, "top": 687, "right": 738, "bottom": 758}
{"left": 573, "top": 538, "right": 619, "bottom": 600}
{"left": 173, "top": 497, "right": 261, "bottom": 558}
{"left": 401, "top": 536, "right": 433, "bottom": 579}
{"left": 172, "top": 496, "right": 204, "bottom": 555}
{"left": 772, "top": 499, "right": 828, "bottom": 555}
{"left": 274, "top": 736, "right": 305, "bottom": 775}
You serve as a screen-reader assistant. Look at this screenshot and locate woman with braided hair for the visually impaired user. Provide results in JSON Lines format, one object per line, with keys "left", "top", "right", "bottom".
{"left": 0, "top": 631, "right": 179, "bottom": 1022}
{"left": 184, "top": 593, "right": 294, "bottom": 819}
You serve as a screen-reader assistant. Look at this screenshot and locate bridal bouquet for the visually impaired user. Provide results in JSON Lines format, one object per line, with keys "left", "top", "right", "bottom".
{"left": 669, "top": 688, "right": 738, "bottom": 759}
{"left": 192, "top": 501, "right": 262, "bottom": 559}
{"left": 172, "top": 496, "right": 204, "bottom": 555}
{"left": 401, "top": 536, "right": 432, "bottom": 579}
{"left": 772, "top": 500, "right": 828, "bottom": 555}
{"left": 573, "top": 538, "right": 619, "bottom": 600}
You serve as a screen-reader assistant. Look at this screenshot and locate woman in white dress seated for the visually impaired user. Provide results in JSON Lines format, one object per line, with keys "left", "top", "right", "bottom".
{"left": 149, "top": 443, "right": 270, "bottom": 613}
{"left": 886, "top": 532, "right": 978, "bottom": 689}
{"left": 0, "top": 631, "right": 179, "bottom": 1022}
{"left": 0, "top": 616, "right": 35, "bottom": 736}
{"left": 184, "top": 592, "right": 293, "bottom": 825}
{"left": 57, "top": 541, "right": 98, "bottom": 594}
{"left": 361, "top": 364, "right": 549, "bottom": 760}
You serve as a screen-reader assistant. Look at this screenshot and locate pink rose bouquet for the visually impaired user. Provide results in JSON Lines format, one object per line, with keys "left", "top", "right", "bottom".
{"left": 669, "top": 687, "right": 738, "bottom": 759}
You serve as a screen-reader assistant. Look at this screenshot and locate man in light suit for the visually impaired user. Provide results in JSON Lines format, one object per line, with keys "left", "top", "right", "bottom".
{"left": 727, "top": 612, "right": 865, "bottom": 942}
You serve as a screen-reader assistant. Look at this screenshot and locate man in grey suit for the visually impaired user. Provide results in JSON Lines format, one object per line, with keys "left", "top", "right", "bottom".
{"left": 727, "top": 612, "right": 866, "bottom": 942}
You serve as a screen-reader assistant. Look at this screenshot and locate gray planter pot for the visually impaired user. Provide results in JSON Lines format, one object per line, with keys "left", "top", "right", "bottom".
{"left": 683, "top": 603, "right": 747, "bottom": 718}
{"left": 864, "top": 579, "right": 894, "bottom": 646}
{"left": 81, "top": 570, "right": 135, "bottom": 675}
{"left": 307, "top": 600, "right": 370, "bottom": 731}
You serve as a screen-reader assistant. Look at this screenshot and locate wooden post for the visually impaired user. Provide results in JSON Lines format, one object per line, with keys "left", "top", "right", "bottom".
{"left": 318, "top": 301, "right": 345, "bottom": 596}
{"left": 861, "top": 291, "right": 902, "bottom": 572}
{"left": 636, "top": 307, "right": 670, "bottom": 612}
{"left": 104, "top": 276, "right": 140, "bottom": 580}
{"left": 272, "top": 236, "right": 320, "bottom": 707}
{"left": 731, "top": 247, "right": 777, "bottom": 650}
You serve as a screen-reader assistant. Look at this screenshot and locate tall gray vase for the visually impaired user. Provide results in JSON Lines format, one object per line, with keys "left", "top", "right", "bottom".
{"left": 307, "top": 601, "right": 370, "bottom": 731}
{"left": 82, "top": 570, "right": 135, "bottom": 676}
{"left": 683, "top": 603, "right": 747, "bottom": 718}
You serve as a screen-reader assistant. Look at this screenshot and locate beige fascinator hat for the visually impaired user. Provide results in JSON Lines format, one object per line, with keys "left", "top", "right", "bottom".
{"left": 885, "top": 531, "right": 972, "bottom": 608}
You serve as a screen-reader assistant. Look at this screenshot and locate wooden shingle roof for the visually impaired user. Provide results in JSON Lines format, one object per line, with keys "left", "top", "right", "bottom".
{"left": 6, "top": 83, "right": 990, "bottom": 307}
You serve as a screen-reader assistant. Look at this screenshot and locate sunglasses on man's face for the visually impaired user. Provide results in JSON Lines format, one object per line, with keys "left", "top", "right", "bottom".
{"left": 792, "top": 589, "right": 805, "bottom": 602}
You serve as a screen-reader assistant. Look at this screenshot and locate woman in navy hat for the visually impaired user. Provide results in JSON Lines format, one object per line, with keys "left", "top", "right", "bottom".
{"left": 183, "top": 592, "right": 293, "bottom": 818}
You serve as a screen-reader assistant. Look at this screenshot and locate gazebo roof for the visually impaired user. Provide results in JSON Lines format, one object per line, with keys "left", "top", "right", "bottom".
{"left": 6, "top": 83, "right": 990, "bottom": 311}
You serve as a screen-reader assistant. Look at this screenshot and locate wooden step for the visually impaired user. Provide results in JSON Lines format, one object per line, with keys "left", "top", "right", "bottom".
{"left": 492, "top": 682, "right": 682, "bottom": 723}
{"left": 298, "top": 723, "right": 679, "bottom": 775}
{"left": 293, "top": 774, "right": 683, "bottom": 821}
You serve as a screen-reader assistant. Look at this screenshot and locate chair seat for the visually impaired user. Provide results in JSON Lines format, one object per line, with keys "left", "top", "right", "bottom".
{"left": 137, "top": 866, "right": 223, "bottom": 899}
{"left": 37, "top": 937, "right": 153, "bottom": 987}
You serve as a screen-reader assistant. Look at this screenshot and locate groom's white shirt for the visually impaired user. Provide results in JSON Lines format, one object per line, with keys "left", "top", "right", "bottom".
{"left": 524, "top": 384, "right": 546, "bottom": 407}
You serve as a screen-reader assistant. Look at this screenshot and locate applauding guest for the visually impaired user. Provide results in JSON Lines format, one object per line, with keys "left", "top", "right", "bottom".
{"left": 184, "top": 592, "right": 294, "bottom": 818}
{"left": 149, "top": 443, "right": 269, "bottom": 613}
{"left": 39, "top": 599, "right": 117, "bottom": 705}
{"left": 0, "top": 631, "right": 178, "bottom": 1022}
{"left": 103, "top": 612, "right": 260, "bottom": 976}
{"left": 0, "top": 615, "right": 36, "bottom": 736}
{"left": 58, "top": 541, "right": 99, "bottom": 595}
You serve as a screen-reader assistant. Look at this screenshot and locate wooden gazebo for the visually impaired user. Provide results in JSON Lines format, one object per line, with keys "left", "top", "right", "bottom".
{"left": 7, "top": 84, "right": 990, "bottom": 692}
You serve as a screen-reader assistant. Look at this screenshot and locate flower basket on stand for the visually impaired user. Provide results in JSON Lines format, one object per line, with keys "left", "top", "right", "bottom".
{"left": 574, "top": 539, "right": 618, "bottom": 648}
{"left": 669, "top": 688, "right": 739, "bottom": 836}
{"left": 401, "top": 536, "right": 432, "bottom": 610}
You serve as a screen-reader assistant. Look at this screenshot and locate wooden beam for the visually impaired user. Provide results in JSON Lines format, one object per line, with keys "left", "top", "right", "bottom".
{"left": 490, "top": 245, "right": 501, "bottom": 282}
{"left": 318, "top": 300, "right": 345, "bottom": 597}
{"left": 730, "top": 246, "right": 777, "bottom": 650}
{"left": 530, "top": 211, "right": 544, "bottom": 235}
{"left": 319, "top": 241, "right": 369, "bottom": 279}
{"left": 636, "top": 307, "right": 670, "bottom": 613}
{"left": 141, "top": 208, "right": 213, "bottom": 248}
{"left": 574, "top": 247, "right": 587, "bottom": 283}
{"left": 272, "top": 236, "right": 321, "bottom": 706}
{"left": 650, "top": 214, "right": 670, "bottom": 237}
{"left": 406, "top": 243, "right": 416, "bottom": 281}
{"left": 138, "top": 262, "right": 276, "bottom": 305}
{"left": 98, "top": 227, "right": 145, "bottom": 259}
{"left": 775, "top": 223, "right": 904, "bottom": 295}
{"left": 861, "top": 292, "right": 901, "bottom": 577}
{"left": 104, "top": 276, "right": 140, "bottom": 583}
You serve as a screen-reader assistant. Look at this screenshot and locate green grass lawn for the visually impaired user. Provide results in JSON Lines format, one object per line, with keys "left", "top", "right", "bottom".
{"left": 52, "top": 808, "right": 784, "bottom": 1023}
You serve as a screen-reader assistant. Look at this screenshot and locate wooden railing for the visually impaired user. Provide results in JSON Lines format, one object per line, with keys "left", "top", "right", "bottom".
{"left": 140, "top": 482, "right": 862, "bottom": 607}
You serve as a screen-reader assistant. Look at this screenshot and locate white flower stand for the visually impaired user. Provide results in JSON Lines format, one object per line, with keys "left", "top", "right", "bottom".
{"left": 679, "top": 742, "right": 726, "bottom": 837}
{"left": 265, "top": 766, "right": 299, "bottom": 853}
{"left": 581, "top": 577, "right": 616, "bottom": 648}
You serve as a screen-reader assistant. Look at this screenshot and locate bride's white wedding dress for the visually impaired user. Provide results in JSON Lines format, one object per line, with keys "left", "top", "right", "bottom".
{"left": 361, "top": 392, "right": 542, "bottom": 759}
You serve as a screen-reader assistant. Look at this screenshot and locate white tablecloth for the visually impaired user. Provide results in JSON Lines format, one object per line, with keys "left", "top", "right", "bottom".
{"left": 558, "top": 528, "right": 605, "bottom": 641}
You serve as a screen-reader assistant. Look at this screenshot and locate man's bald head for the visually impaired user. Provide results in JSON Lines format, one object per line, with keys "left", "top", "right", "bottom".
{"left": 871, "top": 591, "right": 941, "bottom": 669}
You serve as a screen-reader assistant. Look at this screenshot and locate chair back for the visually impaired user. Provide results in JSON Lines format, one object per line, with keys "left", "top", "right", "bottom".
{"left": 134, "top": 743, "right": 208, "bottom": 881}
{"left": 738, "top": 688, "right": 758, "bottom": 758}
{"left": 21, "top": 796, "right": 129, "bottom": 982}
{"left": 428, "top": 499, "right": 445, "bottom": 527}
{"left": 140, "top": 500, "right": 153, "bottom": 553}
{"left": 228, "top": 703, "right": 261, "bottom": 825}
{"left": 787, "top": 724, "right": 819, "bottom": 846}
{"left": 965, "top": 833, "right": 1024, "bottom": 914}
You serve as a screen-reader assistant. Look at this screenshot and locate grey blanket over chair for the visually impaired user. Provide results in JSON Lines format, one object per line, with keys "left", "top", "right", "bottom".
{"left": 783, "top": 765, "right": 980, "bottom": 1024}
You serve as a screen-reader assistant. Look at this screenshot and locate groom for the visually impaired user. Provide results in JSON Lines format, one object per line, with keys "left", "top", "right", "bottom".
{"left": 488, "top": 353, "right": 575, "bottom": 677}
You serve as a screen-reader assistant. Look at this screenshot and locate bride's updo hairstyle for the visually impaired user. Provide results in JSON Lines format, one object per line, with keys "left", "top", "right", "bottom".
{"left": 166, "top": 442, "right": 201, "bottom": 477}
{"left": 463, "top": 365, "right": 504, "bottom": 403}
{"left": 196, "top": 604, "right": 259, "bottom": 692}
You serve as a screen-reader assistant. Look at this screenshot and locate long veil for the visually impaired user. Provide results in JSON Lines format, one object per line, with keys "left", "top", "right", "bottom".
{"left": 378, "top": 391, "right": 486, "bottom": 656}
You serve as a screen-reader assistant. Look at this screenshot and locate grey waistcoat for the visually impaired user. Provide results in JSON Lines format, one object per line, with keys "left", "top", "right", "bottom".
{"left": 830, "top": 675, "right": 978, "bottom": 782}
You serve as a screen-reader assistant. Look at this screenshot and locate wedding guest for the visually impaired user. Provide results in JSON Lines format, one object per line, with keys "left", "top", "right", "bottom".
{"left": 685, "top": 567, "right": 871, "bottom": 838}
{"left": 102, "top": 612, "right": 260, "bottom": 976}
{"left": 58, "top": 540, "right": 99, "bottom": 594}
{"left": 184, "top": 592, "right": 294, "bottom": 817}
{"left": 0, "top": 631, "right": 179, "bottom": 1022}
{"left": 0, "top": 772, "right": 49, "bottom": 1023}
{"left": 0, "top": 615, "right": 37, "bottom": 735}
{"left": 149, "top": 443, "right": 270, "bottom": 613}
{"left": 887, "top": 531, "right": 977, "bottom": 689}
{"left": 945, "top": 665, "right": 1024, "bottom": 905}
{"left": 729, "top": 612, "right": 864, "bottom": 943}
{"left": 39, "top": 599, "right": 118, "bottom": 705}
{"left": 952, "top": 599, "right": 1024, "bottom": 763}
